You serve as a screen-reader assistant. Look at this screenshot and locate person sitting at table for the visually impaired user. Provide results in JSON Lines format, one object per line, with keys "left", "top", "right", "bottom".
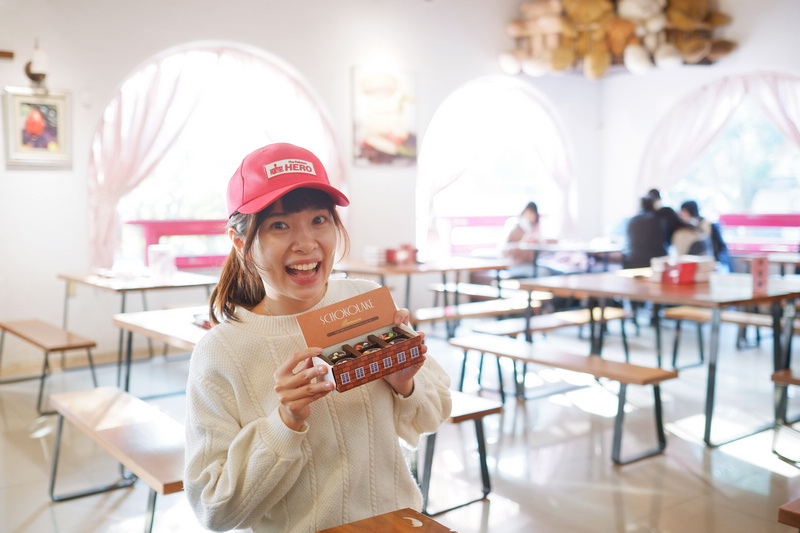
{"left": 183, "top": 143, "right": 452, "bottom": 533}
{"left": 647, "top": 188, "right": 691, "bottom": 253}
{"left": 679, "top": 199, "right": 733, "bottom": 270}
{"left": 498, "top": 201, "right": 582, "bottom": 277}
{"left": 623, "top": 196, "right": 668, "bottom": 268}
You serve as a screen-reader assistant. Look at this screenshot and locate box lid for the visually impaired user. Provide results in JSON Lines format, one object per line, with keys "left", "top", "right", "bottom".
{"left": 297, "top": 286, "right": 398, "bottom": 349}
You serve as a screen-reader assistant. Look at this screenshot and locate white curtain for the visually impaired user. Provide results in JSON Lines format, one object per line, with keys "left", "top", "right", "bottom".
{"left": 418, "top": 76, "right": 574, "bottom": 247}
{"left": 638, "top": 71, "right": 800, "bottom": 194}
{"left": 87, "top": 43, "right": 343, "bottom": 269}
{"left": 88, "top": 52, "right": 206, "bottom": 268}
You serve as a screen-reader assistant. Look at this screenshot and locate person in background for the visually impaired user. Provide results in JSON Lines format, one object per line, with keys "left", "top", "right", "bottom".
{"left": 647, "top": 188, "right": 692, "bottom": 253}
{"left": 499, "top": 201, "right": 572, "bottom": 277}
{"left": 184, "top": 143, "right": 452, "bottom": 532}
{"left": 680, "top": 199, "right": 733, "bottom": 270}
{"left": 623, "top": 196, "right": 668, "bottom": 268}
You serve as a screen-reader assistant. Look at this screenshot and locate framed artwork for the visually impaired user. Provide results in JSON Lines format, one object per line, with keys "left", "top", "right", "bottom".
{"left": 4, "top": 86, "right": 71, "bottom": 167}
{"left": 352, "top": 67, "right": 417, "bottom": 166}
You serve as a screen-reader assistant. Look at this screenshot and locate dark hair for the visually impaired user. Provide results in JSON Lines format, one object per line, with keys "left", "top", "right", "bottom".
{"left": 640, "top": 196, "right": 655, "bottom": 212}
{"left": 680, "top": 200, "right": 699, "bottom": 218}
{"left": 523, "top": 201, "right": 539, "bottom": 216}
{"left": 647, "top": 189, "right": 661, "bottom": 201}
{"left": 209, "top": 188, "right": 350, "bottom": 324}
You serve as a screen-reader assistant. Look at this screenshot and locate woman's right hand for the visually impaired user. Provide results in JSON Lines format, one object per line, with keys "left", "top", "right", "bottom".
{"left": 273, "top": 347, "right": 334, "bottom": 431}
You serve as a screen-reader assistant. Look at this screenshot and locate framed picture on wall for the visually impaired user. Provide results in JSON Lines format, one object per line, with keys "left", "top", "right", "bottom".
{"left": 352, "top": 67, "right": 417, "bottom": 166}
{"left": 4, "top": 86, "right": 71, "bottom": 167}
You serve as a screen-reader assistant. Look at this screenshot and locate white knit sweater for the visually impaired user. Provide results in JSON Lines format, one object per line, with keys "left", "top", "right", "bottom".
{"left": 184, "top": 278, "right": 452, "bottom": 532}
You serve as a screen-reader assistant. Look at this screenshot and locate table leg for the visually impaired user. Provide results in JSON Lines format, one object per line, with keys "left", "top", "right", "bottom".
{"left": 140, "top": 292, "right": 155, "bottom": 358}
{"left": 776, "top": 300, "right": 797, "bottom": 422}
{"left": 653, "top": 303, "right": 663, "bottom": 368}
{"left": 703, "top": 308, "right": 722, "bottom": 446}
{"left": 123, "top": 330, "right": 134, "bottom": 392}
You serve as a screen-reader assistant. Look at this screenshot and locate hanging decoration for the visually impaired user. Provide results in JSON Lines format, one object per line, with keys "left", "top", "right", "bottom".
{"left": 500, "top": 0, "right": 736, "bottom": 80}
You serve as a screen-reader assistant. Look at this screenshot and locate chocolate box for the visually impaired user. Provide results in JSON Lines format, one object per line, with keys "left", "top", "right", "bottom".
{"left": 297, "top": 286, "right": 423, "bottom": 392}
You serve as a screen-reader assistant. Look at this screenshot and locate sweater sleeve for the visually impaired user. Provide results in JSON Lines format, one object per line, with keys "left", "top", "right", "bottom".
{"left": 184, "top": 334, "right": 310, "bottom": 531}
{"left": 392, "top": 353, "right": 452, "bottom": 446}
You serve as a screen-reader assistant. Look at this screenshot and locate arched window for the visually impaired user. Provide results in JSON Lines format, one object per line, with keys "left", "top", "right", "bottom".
{"left": 88, "top": 42, "right": 344, "bottom": 269}
{"left": 417, "top": 76, "right": 574, "bottom": 259}
{"left": 639, "top": 71, "right": 800, "bottom": 217}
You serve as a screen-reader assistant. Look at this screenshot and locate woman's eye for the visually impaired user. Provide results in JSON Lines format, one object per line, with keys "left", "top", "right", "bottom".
{"left": 271, "top": 221, "right": 288, "bottom": 230}
{"left": 312, "top": 215, "right": 328, "bottom": 225}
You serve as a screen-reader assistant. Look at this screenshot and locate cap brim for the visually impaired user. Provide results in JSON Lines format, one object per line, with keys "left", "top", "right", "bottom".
{"left": 236, "top": 183, "right": 349, "bottom": 215}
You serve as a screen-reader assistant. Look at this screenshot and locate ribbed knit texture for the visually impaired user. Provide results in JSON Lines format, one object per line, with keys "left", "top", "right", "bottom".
{"left": 184, "top": 278, "right": 452, "bottom": 532}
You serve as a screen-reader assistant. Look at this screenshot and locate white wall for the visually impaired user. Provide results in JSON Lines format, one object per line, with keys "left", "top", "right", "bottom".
{"left": 0, "top": 0, "right": 795, "bottom": 366}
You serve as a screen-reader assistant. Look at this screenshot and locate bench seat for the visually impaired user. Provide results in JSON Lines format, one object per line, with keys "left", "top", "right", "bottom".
{"left": 661, "top": 305, "right": 799, "bottom": 368}
{"left": 449, "top": 334, "right": 677, "bottom": 464}
{"left": 49, "top": 386, "right": 184, "bottom": 533}
{"left": 411, "top": 298, "right": 536, "bottom": 338}
{"left": 428, "top": 281, "right": 553, "bottom": 303}
{"left": 0, "top": 319, "right": 98, "bottom": 414}
{"left": 471, "top": 306, "right": 631, "bottom": 360}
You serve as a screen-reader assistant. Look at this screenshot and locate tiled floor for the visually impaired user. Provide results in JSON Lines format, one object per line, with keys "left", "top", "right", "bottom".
{"left": 1, "top": 312, "right": 799, "bottom": 532}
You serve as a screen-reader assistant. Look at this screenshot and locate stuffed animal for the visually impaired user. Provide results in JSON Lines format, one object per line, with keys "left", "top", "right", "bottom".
{"left": 617, "top": 0, "right": 682, "bottom": 73}
{"left": 665, "top": 0, "right": 735, "bottom": 64}
{"left": 562, "top": 0, "right": 615, "bottom": 79}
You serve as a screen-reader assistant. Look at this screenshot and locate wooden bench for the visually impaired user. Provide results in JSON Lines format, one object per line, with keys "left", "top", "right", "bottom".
{"left": 411, "top": 297, "right": 536, "bottom": 338}
{"left": 428, "top": 281, "right": 553, "bottom": 305}
{"left": 418, "top": 390, "right": 503, "bottom": 516}
{"left": 661, "top": 306, "right": 799, "bottom": 368}
{"left": 470, "top": 306, "right": 631, "bottom": 360}
{"left": 0, "top": 319, "right": 98, "bottom": 414}
{"left": 449, "top": 334, "right": 678, "bottom": 464}
{"left": 779, "top": 497, "right": 800, "bottom": 531}
{"left": 49, "top": 386, "right": 184, "bottom": 533}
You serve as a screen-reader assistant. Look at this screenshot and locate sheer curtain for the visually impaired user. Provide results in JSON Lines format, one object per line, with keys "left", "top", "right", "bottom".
{"left": 87, "top": 43, "right": 343, "bottom": 269}
{"left": 639, "top": 71, "right": 800, "bottom": 193}
{"left": 417, "top": 76, "right": 574, "bottom": 249}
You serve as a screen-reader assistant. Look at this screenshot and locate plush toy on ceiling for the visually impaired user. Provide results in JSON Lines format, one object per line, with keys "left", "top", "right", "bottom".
{"left": 665, "top": 0, "right": 736, "bottom": 64}
{"left": 561, "top": 0, "right": 616, "bottom": 80}
{"left": 617, "top": 0, "right": 683, "bottom": 74}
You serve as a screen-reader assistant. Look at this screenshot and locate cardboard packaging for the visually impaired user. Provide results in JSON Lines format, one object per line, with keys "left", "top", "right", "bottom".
{"left": 297, "top": 286, "right": 423, "bottom": 393}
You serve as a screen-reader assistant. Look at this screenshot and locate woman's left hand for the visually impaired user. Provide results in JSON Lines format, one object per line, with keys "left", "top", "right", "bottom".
{"left": 383, "top": 308, "right": 427, "bottom": 397}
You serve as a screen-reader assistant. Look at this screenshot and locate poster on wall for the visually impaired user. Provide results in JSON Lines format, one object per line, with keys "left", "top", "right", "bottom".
{"left": 4, "top": 86, "right": 71, "bottom": 167}
{"left": 352, "top": 67, "right": 417, "bottom": 166}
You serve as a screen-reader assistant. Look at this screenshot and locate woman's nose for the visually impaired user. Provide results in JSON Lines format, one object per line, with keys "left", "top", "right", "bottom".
{"left": 292, "top": 226, "right": 317, "bottom": 252}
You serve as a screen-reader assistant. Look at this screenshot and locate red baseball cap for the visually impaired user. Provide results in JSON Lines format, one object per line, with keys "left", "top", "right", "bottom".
{"left": 226, "top": 143, "right": 349, "bottom": 217}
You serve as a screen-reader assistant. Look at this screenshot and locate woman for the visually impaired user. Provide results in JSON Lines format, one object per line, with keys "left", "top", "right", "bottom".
{"left": 184, "top": 143, "right": 452, "bottom": 532}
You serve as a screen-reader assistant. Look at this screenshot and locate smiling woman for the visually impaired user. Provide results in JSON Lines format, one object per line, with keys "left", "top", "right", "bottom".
{"left": 87, "top": 42, "right": 345, "bottom": 270}
{"left": 183, "top": 142, "right": 453, "bottom": 532}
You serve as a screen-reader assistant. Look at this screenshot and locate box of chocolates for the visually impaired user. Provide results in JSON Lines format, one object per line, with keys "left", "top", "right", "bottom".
{"left": 297, "top": 286, "right": 423, "bottom": 392}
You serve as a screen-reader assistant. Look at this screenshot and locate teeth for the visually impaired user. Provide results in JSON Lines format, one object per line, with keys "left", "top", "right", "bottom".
{"left": 289, "top": 262, "right": 318, "bottom": 271}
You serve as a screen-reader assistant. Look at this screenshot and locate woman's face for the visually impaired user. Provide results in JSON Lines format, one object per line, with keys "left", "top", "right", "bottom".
{"left": 251, "top": 200, "right": 338, "bottom": 314}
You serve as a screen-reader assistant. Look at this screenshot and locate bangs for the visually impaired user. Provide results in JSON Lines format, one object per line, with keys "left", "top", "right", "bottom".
{"left": 271, "top": 188, "right": 334, "bottom": 215}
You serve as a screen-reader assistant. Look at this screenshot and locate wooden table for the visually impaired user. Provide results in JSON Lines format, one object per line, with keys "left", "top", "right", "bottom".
{"left": 334, "top": 257, "right": 510, "bottom": 308}
{"left": 517, "top": 270, "right": 800, "bottom": 446}
{"left": 517, "top": 239, "right": 624, "bottom": 277}
{"left": 315, "top": 508, "right": 455, "bottom": 532}
{"left": 60, "top": 271, "right": 217, "bottom": 380}
{"left": 112, "top": 305, "right": 208, "bottom": 393}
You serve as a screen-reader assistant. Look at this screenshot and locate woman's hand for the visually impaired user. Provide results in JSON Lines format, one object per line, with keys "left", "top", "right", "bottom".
{"left": 383, "top": 309, "right": 427, "bottom": 397}
{"left": 273, "top": 347, "right": 334, "bottom": 431}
